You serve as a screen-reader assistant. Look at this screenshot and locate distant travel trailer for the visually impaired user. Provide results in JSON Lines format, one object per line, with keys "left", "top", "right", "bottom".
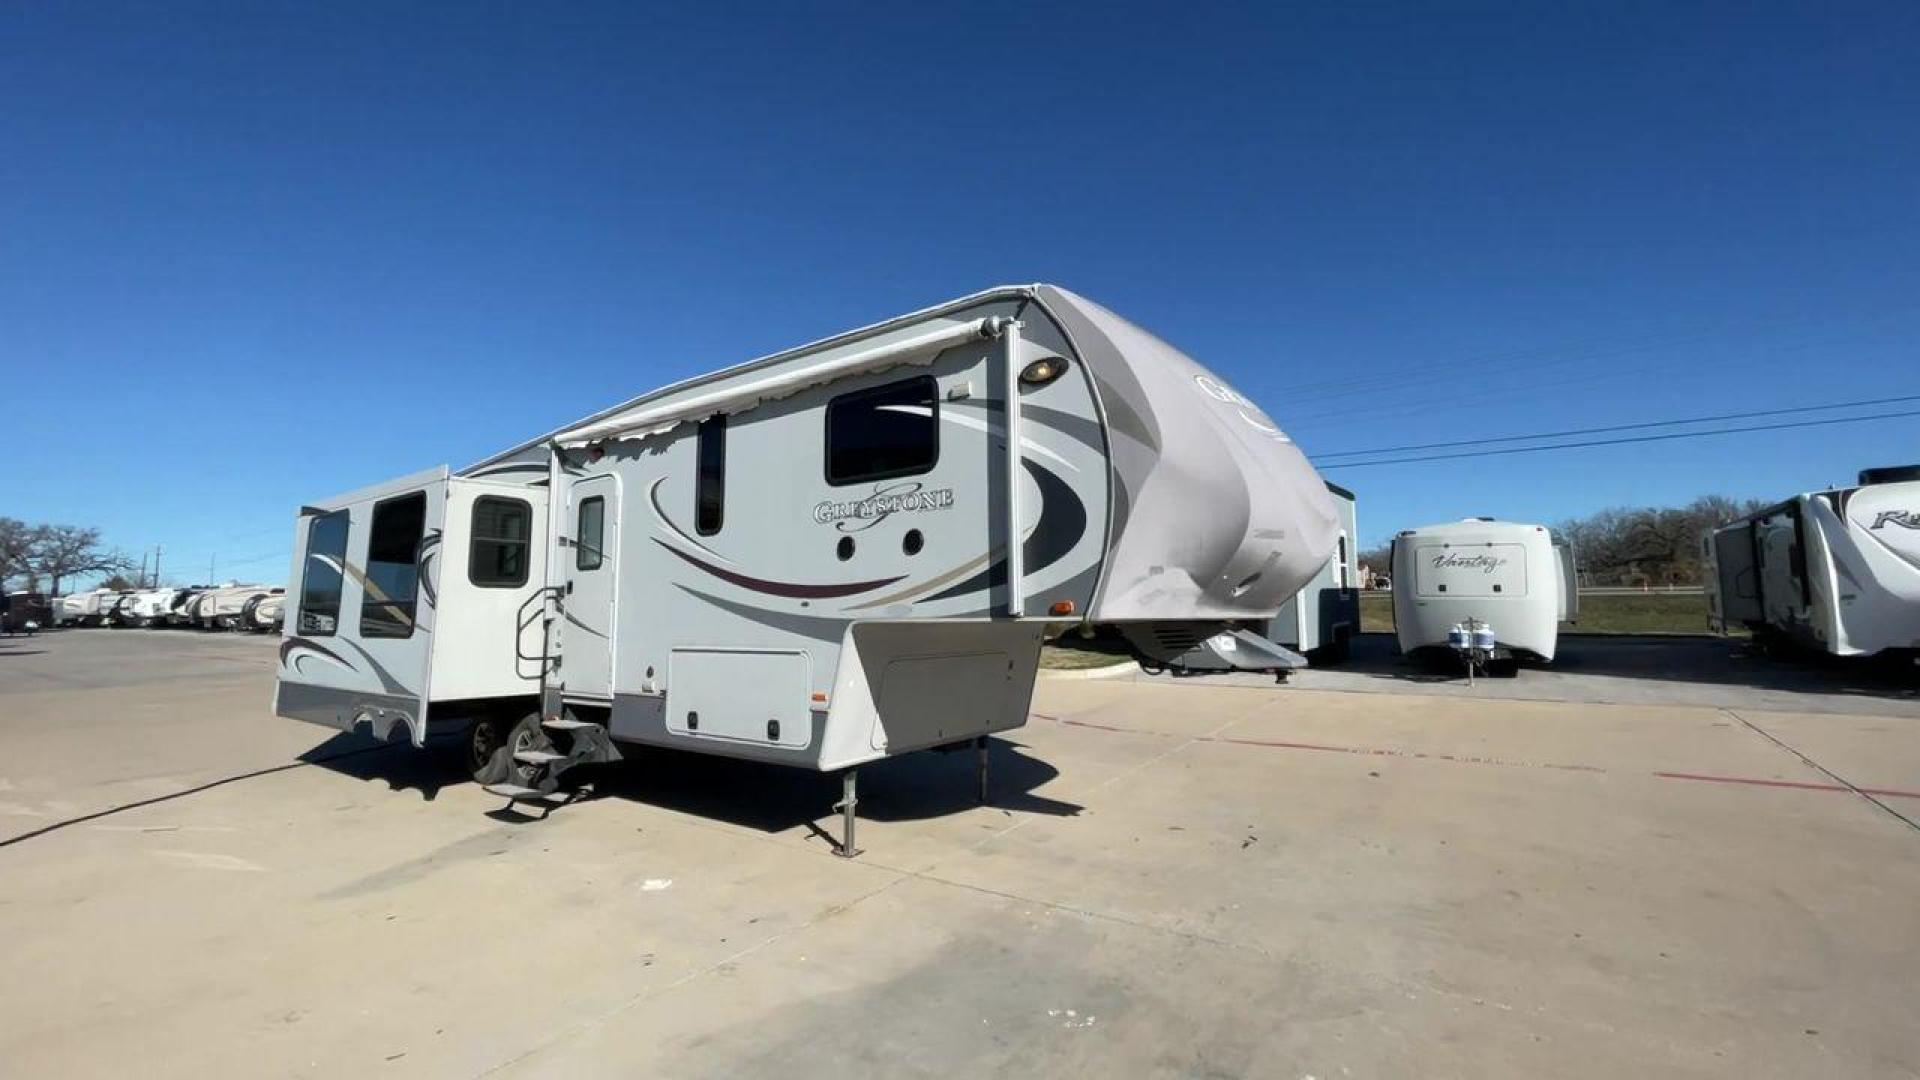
{"left": 121, "top": 588, "right": 183, "bottom": 628}
{"left": 197, "top": 584, "right": 277, "bottom": 630}
{"left": 1390, "top": 518, "right": 1577, "bottom": 672}
{"left": 272, "top": 284, "right": 1340, "bottom": 850}
{"left": 54, "top": 588, "right": 120, "bottom": 627}
{"left": 2, "top": 591, "right": 52, "bottom": 635}
{"left": 1704, "top": 465, "right": 1920, "bottom": 659}
{"left": 1123, "top": 481, "right": 1360, "bottom": 674}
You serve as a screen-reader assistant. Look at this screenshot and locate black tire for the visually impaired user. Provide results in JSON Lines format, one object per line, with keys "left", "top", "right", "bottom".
{"left": 466, "top": 715, "right": 512, "bottom": 784}
{"left": 467, "top": 712, "right": 552, "bottom": 785}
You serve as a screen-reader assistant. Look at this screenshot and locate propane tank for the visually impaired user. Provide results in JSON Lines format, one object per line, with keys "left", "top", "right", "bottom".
{"left": 1447, "top": 623, "right": 1469, "bottom": 650}
{"left": 1471, "top": 625, "right": 1497, "bottom": 652}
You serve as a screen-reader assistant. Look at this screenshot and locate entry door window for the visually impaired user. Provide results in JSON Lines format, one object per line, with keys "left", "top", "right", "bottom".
{"left": 299, "top": 510, "right": 350, "bottom": 636}
{"left": 576, "top": 496, "right": 606, "bottom": 571}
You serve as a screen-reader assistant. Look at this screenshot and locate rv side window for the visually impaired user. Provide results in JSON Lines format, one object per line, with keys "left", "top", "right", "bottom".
{"left": 824, "top": 376, "right": 938, "bottom": 486}
{"left": 696, "top": 416, "right": 725, "bottom": 536}
{"left": 469, "top": 496, "right": 532, "bottom": 588}
{"left": 361, "top": 492, "right": 427, "bottom": 639}
{"left": 577, "top": 496, "right": 605, "bottom": 571}
{"left": 299, "top": 510, "right": 350, "bottom": 637}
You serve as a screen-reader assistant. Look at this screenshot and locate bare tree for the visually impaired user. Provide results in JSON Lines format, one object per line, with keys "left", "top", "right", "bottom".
{"left": 29, "top": 525, "right": 132, "bottom": 596}
{"left": 0, "top": 517, "right": 33, "bottom": 588}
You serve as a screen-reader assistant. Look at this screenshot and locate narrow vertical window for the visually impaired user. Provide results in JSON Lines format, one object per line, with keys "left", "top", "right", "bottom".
{"left": 298, "top": 510, "right": 350, "bottom": 636}
{"left": 576, "top": 496, "right": 605, "bottom": 571}
{"left": 696, "top": 416, "right": 726, "bottom": 536}
{"left": 361, "top": 492, "right": 427, "bottom": 639}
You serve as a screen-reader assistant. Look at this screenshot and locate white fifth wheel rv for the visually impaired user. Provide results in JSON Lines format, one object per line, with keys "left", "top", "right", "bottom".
{"left": 1391, "top": 518, "right": 1577, "bottom": 672}
{"left": 274, "top": 284, "right": 1339, "bottom": 852}
{"left": 121, "top": 588, "right": 182, "bottom": 628}
{"left": 1123, "top": 481, "right": 1361, "bottom": 673}
{"left": 55, "top": 588, "right": 118, "bottom": 627}
{"left": 1704, "top": 465, "right": 1920, "bottom": 658}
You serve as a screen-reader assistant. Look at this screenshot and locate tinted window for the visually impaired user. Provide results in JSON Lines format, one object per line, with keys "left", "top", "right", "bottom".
{"left": 825, "top": 376, "right": 937, "bottom": 486}
{"left": 576, "top": 496, "right": 605, "bottom": 571}
{"left": 469, "top": 496, "right": 532, "bottom": 587}
{"left": 299, "top": 510, "right": 349, "bottom": 636}
{"left": 361, "top": 492, "right": 426, "bottom": 639}
{"left": 696, "top": 416, "right": 725, "bottom": 535}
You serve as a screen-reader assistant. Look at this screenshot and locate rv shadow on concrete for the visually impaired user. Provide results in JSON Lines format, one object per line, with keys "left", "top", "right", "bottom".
{"left": 301, "top": 730, "right": 1080, "bottom": 832}
{"left": 299, "top": 730, "right": 463, "bottom": 803}
{"left": 1329, "top": 632, "right": 1920, "bottom": 705}
{"left": 585, "top": 737, "right": 1079, "bottom": 836}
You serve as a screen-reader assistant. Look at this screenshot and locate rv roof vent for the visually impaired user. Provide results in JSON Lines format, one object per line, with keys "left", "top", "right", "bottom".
{"left": 1858, "top": 465, "right": 1920, "bottom": 486}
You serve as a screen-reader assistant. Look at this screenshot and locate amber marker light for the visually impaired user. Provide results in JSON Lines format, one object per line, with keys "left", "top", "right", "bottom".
{"left": 1019, "top": 356, "right": 1068, "bottom": 387}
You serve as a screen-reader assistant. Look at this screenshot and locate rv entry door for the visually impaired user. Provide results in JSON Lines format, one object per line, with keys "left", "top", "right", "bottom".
{"left": 562, "top": 473, "right": 619, "bottom": 699}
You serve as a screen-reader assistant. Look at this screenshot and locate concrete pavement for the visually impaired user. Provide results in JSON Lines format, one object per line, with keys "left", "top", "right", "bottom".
{"left": 2, "top": 630, "right": 1917, "bottom": 1077}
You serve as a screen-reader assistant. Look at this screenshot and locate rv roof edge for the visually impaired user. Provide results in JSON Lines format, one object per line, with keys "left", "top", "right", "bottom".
{"left": 306, "top": 464, "right": 451, "bottom": 511}
{"left": 554, "top": 316, "right": 1013, "bottom": 446}
{"left": 464, "top": 284, "right": 1045, "bottom": 473}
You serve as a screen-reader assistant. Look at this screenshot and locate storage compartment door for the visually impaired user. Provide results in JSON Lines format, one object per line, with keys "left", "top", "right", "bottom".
{"left": 667, "top": 648, "right": 813, "bottom": 749}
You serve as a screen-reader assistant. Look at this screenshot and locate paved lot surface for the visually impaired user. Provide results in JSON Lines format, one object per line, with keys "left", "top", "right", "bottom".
{"left": 3, "top": 629, "right": 1918, "bottom": 1078}
{"left": 1165, "top": 632, "right": 1920, "bottom": 717}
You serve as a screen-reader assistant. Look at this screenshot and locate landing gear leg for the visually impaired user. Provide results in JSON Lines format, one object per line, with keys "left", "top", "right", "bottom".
{"left": 833, "top": 769, "right": 860, "bottom": 859}
{"left": 976, "top": 736, "right": 990, "bottom": 804}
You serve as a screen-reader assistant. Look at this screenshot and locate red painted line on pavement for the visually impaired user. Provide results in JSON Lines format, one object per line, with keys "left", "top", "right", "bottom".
{"left": 1043, "top": 713, "right": 1920, "bottom": 802}
{"left": 1654, "top": 771, "right": 1920, "bottom": 801}
{"left": 1212, "top": 734, "right": 1608, "bottom": 773}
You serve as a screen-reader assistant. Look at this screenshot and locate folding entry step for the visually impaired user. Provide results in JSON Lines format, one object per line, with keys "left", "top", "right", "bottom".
{"left": 512, "top": 748, "right": 568, "bottom": 766}
{"left": 482, "top": 783, "right": 569, "bottom": 804}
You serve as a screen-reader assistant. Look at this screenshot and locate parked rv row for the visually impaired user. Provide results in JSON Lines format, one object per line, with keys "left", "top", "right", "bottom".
{"left": 1138, "top": 460, "right": 1918, "bottom": 680}
{"left": 49, "top": 584, "right": 286, "bottom": 632}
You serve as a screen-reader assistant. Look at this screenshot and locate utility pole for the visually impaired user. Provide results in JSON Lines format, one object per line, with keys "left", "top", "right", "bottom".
{"left": 138, "top": 551, "right": 149, "bottom": 589}
{"left": 154, "top": 545, "right": 163, "bottom": 588}
{"left": 209, "top": 554, "right": 216, "bottom": 585}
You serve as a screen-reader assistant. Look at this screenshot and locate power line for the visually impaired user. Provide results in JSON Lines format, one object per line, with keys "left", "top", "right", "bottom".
{"left": 1310, "top": 393, "right": 1920, "bottom": 461}
{"left": 1316, "top": 408, "right": 1920, "bottom": 470}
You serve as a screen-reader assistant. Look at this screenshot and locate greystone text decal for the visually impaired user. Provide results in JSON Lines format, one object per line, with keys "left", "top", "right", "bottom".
{"left": 814, "top": 481, "right": 956, "bottom": 533}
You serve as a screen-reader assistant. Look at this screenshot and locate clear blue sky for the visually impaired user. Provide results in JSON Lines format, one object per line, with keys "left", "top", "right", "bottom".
{"left": 3, "top": 2, "right": 1915, "bottom": 586}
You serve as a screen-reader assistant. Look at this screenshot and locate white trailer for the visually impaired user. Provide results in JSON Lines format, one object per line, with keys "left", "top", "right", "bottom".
{"left": 1704, "top": 465, "right": 1920, "bottom": 658}
{"left": 273, "top": 284, "right": 1341, "bottom": 852}
{"left": 1390, "top": 518, "right": 1577, "bottom": 672}
{"left": 121, "top": 588, "right": 182, "bottom": 628}
{"left": 54, "top": 588, "right": 119, "bottom": 627}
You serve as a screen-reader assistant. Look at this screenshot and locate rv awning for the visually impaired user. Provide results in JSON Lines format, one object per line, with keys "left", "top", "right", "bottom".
{"left": 554, "top": 316, "right": 1011, "bottom": 447}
